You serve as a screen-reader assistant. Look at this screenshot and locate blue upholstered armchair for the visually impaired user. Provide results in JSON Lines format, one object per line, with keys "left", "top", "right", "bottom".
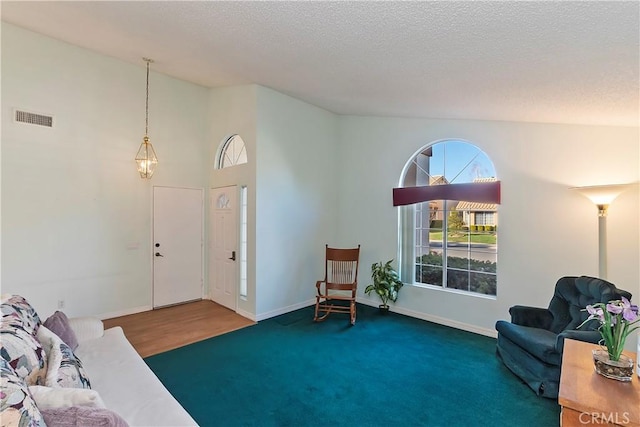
{"left": 495, "top": 276, "right": 632, "bottom": 399}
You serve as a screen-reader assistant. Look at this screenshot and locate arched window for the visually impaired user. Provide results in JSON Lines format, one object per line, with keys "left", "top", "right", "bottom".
{"left": 216, "top": 134, "right": 247, "bottom": 169}
{"left": 397, "top": 140, "right": 499, "bottom": 296}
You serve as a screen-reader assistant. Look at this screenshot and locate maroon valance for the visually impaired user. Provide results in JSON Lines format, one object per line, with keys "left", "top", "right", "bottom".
{"left": 393, "top": 181, "right": 501, "bottom": 207}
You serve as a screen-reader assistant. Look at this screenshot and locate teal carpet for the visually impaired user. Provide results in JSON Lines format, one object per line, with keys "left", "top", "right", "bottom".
{"left": 145, "top": 304, "right": 559, "bottom": 427}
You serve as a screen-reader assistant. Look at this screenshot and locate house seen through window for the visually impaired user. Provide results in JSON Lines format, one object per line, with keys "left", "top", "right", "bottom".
{"left": 399, "top": 140, "right": 498, "bottom": 296}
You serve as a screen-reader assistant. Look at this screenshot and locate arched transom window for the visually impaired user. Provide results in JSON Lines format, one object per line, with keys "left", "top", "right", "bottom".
{"left": 216, "top": 134, "right": 247, "bottom": 169}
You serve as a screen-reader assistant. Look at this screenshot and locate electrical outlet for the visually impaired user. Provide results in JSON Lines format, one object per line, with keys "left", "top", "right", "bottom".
{"left": 57, "top": 300, "right": 65, "bottom": 309}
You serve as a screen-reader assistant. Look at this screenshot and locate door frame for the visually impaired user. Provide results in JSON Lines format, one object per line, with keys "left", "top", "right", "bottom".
{"left": 152, "top": 185, "right": 205, "bottom": 308}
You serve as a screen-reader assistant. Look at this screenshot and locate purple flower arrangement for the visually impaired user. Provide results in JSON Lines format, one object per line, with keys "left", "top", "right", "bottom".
{"left": 580, "top": 297, "right": 639, "bottom": 361}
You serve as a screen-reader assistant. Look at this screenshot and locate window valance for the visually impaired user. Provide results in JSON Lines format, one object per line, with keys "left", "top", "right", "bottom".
{"left": 392, "top": 181, "right": 501, "bottom": 206}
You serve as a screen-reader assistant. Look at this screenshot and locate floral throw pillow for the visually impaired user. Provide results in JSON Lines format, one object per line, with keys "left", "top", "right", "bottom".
{"left": 56, "top": 341, "right": 91, "bottom": 389}
{"left": 0, "top": 325, "right": 47, "bottom": 386}
{"left": 37, "top": 325, "right": 91, "bottom": 389}
{"left": 0, "top": 357, "right": 46, "bottom": 427}
{"left": 0, "top": 295, "right": 42, "bottom": 334}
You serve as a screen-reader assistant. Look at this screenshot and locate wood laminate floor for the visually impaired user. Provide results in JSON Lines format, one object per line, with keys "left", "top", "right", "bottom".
{"left": 103, "top": 300, "right": 256, "bottom": 358}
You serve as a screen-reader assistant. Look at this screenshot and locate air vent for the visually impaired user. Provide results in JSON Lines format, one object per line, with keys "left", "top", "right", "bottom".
{"left": 15, "top": 109, "right": 53, "bottom": 128}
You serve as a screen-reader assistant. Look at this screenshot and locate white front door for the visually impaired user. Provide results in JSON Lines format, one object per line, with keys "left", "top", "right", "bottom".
{"left": 210, "top": 186, "right": 238, "bottom": 310}
{"left": 153, "top": 186, "right": 203, "bottom": 308}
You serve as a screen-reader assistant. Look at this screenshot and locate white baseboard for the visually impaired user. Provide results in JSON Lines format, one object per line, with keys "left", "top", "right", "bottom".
{"left": 236, "top": 308, "right": 256, "bottom": 322}
{"left": 97, "top": 305, "right": 152, "bottom": 321}
{"left": 357, "top": 297, "right": 497, "bottom": 338}
{"left": 189, "top": 295, "right": 497, "bottom": 339}
{"left": 256, "top": 299, "right": 315, "bottom": 321}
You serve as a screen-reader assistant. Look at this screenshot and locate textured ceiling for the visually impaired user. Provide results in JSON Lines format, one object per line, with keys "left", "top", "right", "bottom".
{"left": 2, "top": 1, "right": 639, "bottom": 126}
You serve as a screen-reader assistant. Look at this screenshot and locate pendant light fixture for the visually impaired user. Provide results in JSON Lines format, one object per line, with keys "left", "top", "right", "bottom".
{"left": 135, "top": 57, "right": 158, "bottom": 179}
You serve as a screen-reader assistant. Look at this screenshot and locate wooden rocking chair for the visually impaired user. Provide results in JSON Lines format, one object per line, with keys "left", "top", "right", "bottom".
{"left": 314, "top": 244, "right": 361, "bottom": 325}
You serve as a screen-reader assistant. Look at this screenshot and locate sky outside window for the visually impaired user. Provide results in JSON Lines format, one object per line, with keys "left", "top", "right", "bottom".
{"left": 429, "top": 141, "right": 495, "bottom": 183}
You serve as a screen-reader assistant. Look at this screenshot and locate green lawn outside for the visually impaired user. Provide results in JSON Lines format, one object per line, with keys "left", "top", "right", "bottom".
{"left": 429, "top": 231, "right": 497, "bottom": 245}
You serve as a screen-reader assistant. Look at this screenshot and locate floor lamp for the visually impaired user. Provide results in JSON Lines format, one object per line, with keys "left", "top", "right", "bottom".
{"left": 571, "top": 184, "right": 630, "bottom": 280}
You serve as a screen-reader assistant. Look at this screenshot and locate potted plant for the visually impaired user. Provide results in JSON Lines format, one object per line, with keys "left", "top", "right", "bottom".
{"left": 364, "top": 259, "right": 403, "bottom": 312}
{"left": 579, "top": 297, "right": 639, "bottom": 381}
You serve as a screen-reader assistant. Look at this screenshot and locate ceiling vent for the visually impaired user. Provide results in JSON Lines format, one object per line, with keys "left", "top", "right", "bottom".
{"left": 15, "top": 109, "right": 54, "bottom": 128}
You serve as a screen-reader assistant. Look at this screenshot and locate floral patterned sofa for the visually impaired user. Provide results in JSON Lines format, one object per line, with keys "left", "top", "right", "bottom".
{"left": 1, "top": 295, "right": 197, "bottom": 426}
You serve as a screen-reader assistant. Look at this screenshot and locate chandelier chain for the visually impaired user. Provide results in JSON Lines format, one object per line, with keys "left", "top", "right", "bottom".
{"left": 145, "top": 59, "right": 150, "bottom": 137}
{"left": 136, "top": 57, "right": 157, "bottom": 179}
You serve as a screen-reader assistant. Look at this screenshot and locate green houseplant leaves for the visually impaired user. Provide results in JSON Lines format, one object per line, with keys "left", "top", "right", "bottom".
{"left": 364, "top": 259, "right": 403, "bottom": 310}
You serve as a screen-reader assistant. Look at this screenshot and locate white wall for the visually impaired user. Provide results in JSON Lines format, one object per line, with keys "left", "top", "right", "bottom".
{"left": 254, "top": 87, "right": 338, "bottom": 319}
{"left": 208, "top": 86, "right": 338, "bottom": 320}
{"left": 337, "top": 116, "right": 639, "bottom": 348}
{"left": 1, "top": 24, "right": 209, "bottom": 319}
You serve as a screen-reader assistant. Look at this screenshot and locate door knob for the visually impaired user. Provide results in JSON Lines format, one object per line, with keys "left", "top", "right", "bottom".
{"left": 155, "top": 252, "right": 164, "bottom": 257}
{"left": 228, "top": 251, "right": 236, "bottom": 261}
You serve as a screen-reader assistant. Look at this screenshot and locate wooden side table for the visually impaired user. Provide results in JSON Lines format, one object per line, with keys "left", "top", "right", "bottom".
{"left": 558, "top": 339, "right": 639, "bottom": 427}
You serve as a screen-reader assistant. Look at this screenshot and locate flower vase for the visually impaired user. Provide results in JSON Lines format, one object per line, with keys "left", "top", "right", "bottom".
{"left": 637, "top": 340, "right": 640, "bottom": 378}
{"left": 592, "top": 349, "right": 634, "bottom": 381}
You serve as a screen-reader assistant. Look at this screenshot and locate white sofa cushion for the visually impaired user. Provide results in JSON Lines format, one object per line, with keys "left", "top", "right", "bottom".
{"left": 74, "top": 326, "right": 197, "bottom": 427}
{"left": 67, "top": 317, "right": 104, "bottom": 343}
{"left": 28, "top": 385, "right": 105, "bottom": 410}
